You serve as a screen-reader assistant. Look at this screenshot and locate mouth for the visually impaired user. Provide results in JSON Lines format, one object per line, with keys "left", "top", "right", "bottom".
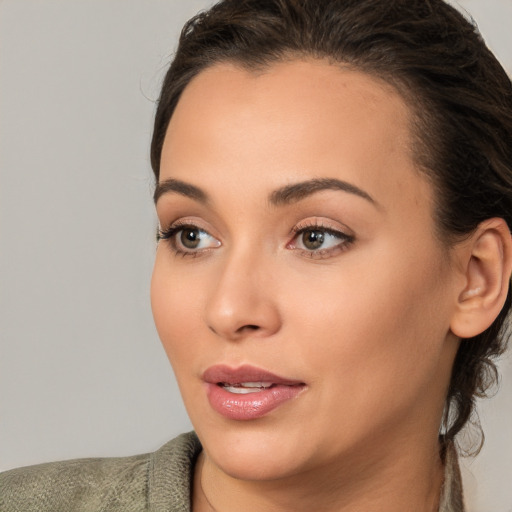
{"left": 218, "top": 382, "right": 277, "bottom": 394}
{"left": 202, "top": 364, "right": 306, "bottom": 420}
{"left": 203, "top": 364, "right": 304, "bottom": 386}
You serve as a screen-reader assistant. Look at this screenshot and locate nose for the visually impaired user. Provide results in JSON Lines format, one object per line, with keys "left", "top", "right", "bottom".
{"left": 205, "top": 250, "right": 282, "bottom": 341}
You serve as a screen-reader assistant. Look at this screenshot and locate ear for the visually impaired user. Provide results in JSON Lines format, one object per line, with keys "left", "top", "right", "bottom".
{"left": 450, "top": 218, "right": 512, "bottom": 339}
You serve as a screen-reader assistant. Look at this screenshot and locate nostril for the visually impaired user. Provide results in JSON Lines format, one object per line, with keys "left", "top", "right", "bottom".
{"left": 238, "top": 324, "right": 260, "bottom": 332}
{"left": 208, "top": 324, "right": 260, "bottom": 337}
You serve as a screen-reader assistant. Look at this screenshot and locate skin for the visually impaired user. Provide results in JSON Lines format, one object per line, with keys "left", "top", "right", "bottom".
{"left": 151, "top": 60, "right": 464, "bottom": 512}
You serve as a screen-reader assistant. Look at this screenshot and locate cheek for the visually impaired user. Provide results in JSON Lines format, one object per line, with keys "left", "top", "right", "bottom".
{"left": 282, "top": 242, "right": 453, "bottom": 401}
{"left": 150, "top": 252, "right": 204, "bottom": 370}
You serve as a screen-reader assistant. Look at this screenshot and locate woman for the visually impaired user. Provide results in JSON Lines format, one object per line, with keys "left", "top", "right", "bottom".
{"left": 2, "top": 0, "right": 512, "bottom": 511}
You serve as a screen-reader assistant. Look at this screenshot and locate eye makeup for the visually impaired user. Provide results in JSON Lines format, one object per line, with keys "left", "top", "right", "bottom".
{"left": 288, "top": 220, "right": 355, "bottom": 259}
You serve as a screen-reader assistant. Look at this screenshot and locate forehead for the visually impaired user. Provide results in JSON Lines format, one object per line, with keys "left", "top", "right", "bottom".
{"left": 161, "top": 59, "right": 431, "bottom": 218}
{"left": 166, "top": 59, "right": 413, "bottom": 150}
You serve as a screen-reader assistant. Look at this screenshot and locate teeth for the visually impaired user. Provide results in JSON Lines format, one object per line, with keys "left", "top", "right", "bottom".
{"left": 239, "top": 382, "right": 273, "bottom": 388}
{"left": 221, "top": 382, "right": 274, "bottom": 394}
{"left": 223, "top": 386, "right": 262, "bottom": 394}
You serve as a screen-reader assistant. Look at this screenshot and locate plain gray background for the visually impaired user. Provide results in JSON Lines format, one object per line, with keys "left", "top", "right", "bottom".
{"left": 1, "top": 1, "right": 511, "bottom": 511}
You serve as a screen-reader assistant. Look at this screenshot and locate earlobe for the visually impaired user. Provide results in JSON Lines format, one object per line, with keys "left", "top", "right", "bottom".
{"left": 450, "top": 218, "right": 512, "bottom": 339}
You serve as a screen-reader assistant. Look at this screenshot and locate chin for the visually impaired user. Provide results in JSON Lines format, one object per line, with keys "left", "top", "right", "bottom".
{"left": 195, "top": 420, "right": 314, "bottom": 481}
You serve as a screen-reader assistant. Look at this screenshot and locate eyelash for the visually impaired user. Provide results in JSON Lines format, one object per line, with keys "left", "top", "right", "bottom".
{"left": 289, "top": 221, "right": 355, "bottom": 259}
{"left": 157, "top": 220, "right": 355, "bottom": 259}
{"left": 157, "top": 221, "right": 218, "bottom": 258}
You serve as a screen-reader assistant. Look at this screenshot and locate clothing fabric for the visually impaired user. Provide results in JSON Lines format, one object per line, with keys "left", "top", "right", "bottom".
{"left": 0, "top": 431, "right": 464, "bottom": 511}
{"left": 1, "top": 433, "right": 200, "bottom": 512}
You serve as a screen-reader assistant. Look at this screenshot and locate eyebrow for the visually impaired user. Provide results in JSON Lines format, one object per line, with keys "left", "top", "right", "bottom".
{"left": 154, "top": 178, "right": 208, "bottom": 204}
{"left": 269, "top": 178, "right": 376, "bottom": 207}
{"left": 154, "top": 177, "right": 376, "bottom": 207}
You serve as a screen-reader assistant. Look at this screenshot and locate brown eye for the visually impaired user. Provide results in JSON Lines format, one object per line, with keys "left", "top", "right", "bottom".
{"left": 180, "top": 228, "right": 201, "bottom": 249}
{"left": 290, "top": 224, "right": 354, "bottom": 257}
{"left": 171, "top": 225, "right": 221, "bottom": 253}
{"left": 158, "top": 223, "right": 221, "bottom": 254}
{"left": 302, "top": 229, "right": 325, "bottom": 250}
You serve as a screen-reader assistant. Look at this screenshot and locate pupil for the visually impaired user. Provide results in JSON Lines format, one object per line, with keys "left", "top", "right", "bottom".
{"left": 181, "top": 228, "right": 200, "bottom": 249}
{"left": 303, "top": 230, "right": 324, "bottom": 250}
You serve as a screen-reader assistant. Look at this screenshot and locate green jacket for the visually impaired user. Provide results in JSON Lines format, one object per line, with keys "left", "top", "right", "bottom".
{"left": 0, "top": 432, "right": 464, "bottom": 511}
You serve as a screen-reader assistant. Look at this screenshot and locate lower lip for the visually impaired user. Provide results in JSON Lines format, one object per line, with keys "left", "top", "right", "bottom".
{"left": 206, "top": 383, "right": 305, "bottom": 420}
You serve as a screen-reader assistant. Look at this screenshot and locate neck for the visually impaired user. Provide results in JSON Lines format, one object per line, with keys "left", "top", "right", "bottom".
{"left": 193, "top": 433, "right": 445, "bottom": 512}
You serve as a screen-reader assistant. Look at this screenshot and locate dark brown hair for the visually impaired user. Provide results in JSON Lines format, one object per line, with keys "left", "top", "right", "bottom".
{"left": 151, "top": 0, "right": 512, "bottom": 445}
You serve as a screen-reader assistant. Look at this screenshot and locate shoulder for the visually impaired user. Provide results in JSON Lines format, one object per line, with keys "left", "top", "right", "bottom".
{"left": 0, "top": 432, "right": 201, "bottom": 512}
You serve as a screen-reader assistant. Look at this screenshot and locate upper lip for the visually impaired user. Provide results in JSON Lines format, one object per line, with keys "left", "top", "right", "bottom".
{"left": 202, "top": 364, "right": 304, "bottom": 386}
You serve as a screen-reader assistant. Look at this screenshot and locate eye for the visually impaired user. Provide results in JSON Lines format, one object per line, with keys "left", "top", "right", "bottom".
{"left": 288, "top": 223, "right": 354, "bottom": 258}
{"left": 299, "top": 229, "right": 335, "bottom": 250}
{"left": 158, "top": 223, "right": 221, "bottom": 255}
{"left": 178, "top": 227, "right": 211, "bottom": 250}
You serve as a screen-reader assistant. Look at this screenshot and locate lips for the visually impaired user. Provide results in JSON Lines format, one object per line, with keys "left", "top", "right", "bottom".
{"left": 203, "top": 364, "right": 306, "bottom": 420}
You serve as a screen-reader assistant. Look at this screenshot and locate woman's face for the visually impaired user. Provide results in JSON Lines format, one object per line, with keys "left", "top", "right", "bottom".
{"left": 151, "top": 60, "right": 460, "bottom": 480}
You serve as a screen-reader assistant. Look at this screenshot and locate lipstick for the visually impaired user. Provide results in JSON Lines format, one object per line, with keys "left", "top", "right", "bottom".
{"left": 203, "top": 364, "right": 306, "bottom": 420}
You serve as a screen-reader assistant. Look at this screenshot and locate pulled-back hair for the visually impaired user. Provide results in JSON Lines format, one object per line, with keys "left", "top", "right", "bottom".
{"left": 151, "top": 0, "right": 512, "bottom": 445}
